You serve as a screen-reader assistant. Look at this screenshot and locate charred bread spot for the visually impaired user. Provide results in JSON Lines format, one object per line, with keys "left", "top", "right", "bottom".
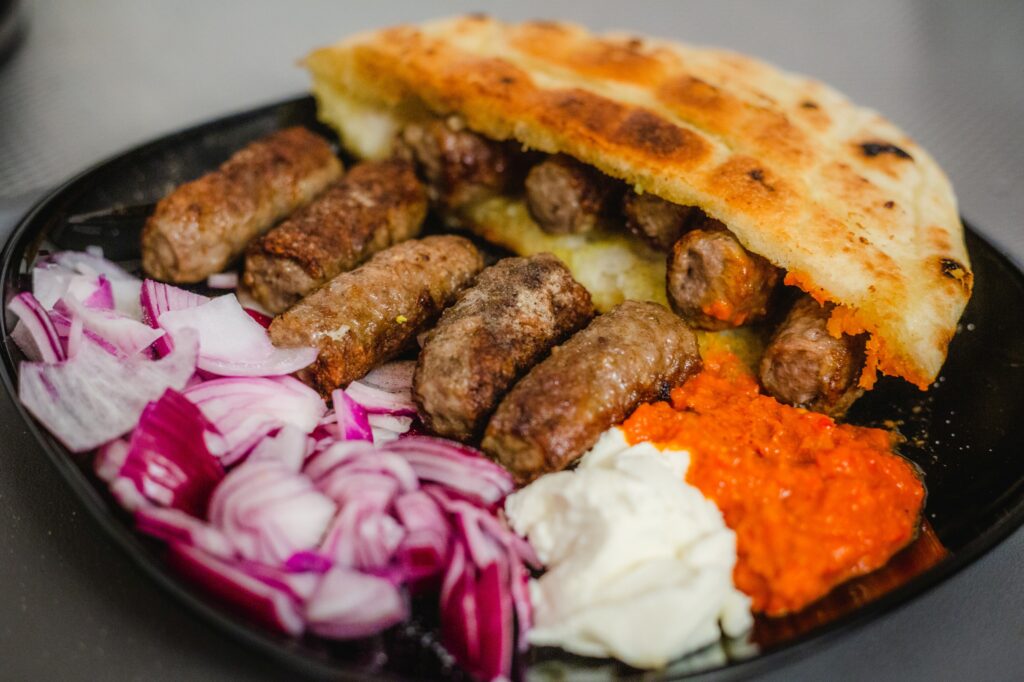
{"left": 800, "top": 100, "right": 819, "bottom": 109}
{"left": 860, "top": 141, "right": 913, "bottom": 161}
{"left": 884, "top": 200, "right": 896, "bottom": 209}
{"left": 748, "top": 168, "right": 775, "bottom": 191}
{"left": 939, "top": 258, "right": 972, "bottom": 290}
{"left": 615, "top": 109, "right": 708, "bottom": 164}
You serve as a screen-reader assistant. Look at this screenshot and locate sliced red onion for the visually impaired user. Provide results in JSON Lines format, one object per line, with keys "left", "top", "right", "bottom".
{"left": 361, "top": 361, "right": 416, "bottom": 393}
{"left": 54, "top": 296, "right": 165, "bottom": 357}
{"left": 17, "top": 329, "right": 198, "bottom": 452}
{"left": 209, "top": 459, "right": 336, "bottom": 565}
{"left": 7, "top": 292, "right": 65, "bottom": 362}
{"left": 319, "top": 500, "right": 406, "bottom": 570}
{"left": 368, "top": 414, "right": 413, "bottom": 445}
{"left": 51, "top": 250, "right": 136, "bottom": 281}
{"left": 509, "top": 550, "right": 533, "bottom": 652}
{"left": 394, "top": 491, "right": 451, "bottom": 585}
{"left": 245, "top": 425, "right": 308, "bottom": 472}
{"left": 284, "top": 550, "right": 333, "bottom": 574}
{"left": 236, "top": 558, "right": 323, "bottom": 603}
{"left": 344, "top": 380, "right": 417, "bottom": 416}
{"left": 158, "top": 294, "right": 316, "bottom": 376}
{"left": 331, "top": 389, "right": 372, "bottom": 442}
{"left": 117, "top": 389, "right": 224, "bottom": 516}
{"left": 207, "top": 272, "right": 239, "bottom": 289}
{"left": 301, "top": 440, "right": 376, "bottom": 481}
{"left": 65, "top": 274, "right": 114, "bottom": 310}
{"left": 47, "top": 308, "right": 119, "bottom": 358}
{"left": 385, "top": 437, "right": 514, "bottom": 505}
{"left": 166, "top": 543, "right": 305, "bottom": 636}
{"left": 307, "top": 445, "right": 419, "bottom": 498}
{"left": 32, "top": 262, "right": 75, "bottom": 309}
{"left": 136, "top": 506, "right": 236, "bottom": 559}
{"left": 141, "top": 279, "right": 209, "bottom": 325}
{"left": 94, "top": 438, "right": 129, "bottom": 484}
{"left": 244, "top": 308, "right": 273, "bottom": 329}
{"left": 36, "top": 252, "right": 142, "bottom": 318}
{"left": 440, "top": 543, "right": 479, "bottom": 669}
{"left": 183, "top": 376, "right": 325, "bottom": 465}
{"left": 305, "top": 567, "right": 407, "bottom": 639}
{"left": 140, "top": 279, "right": 209, "bottom": 356}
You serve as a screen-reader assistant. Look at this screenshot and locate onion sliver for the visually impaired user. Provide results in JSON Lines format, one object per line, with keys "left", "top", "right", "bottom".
{"left": 158, "top": 294, "right": 317, "bottom": 377}
{"left": 344, "top": 380, "right": 416, "bottom": 416}
{"left": 117, "top": 388, "right": 224, "bottom": 516}
{"left": 209, "top": 458, "right": 336, "bottom": 565}
{"left": 136, "top": 506, "right": 236, "bottom": 559}
{"left": 331, "top": 389, "right": 372, "bottom": 442}
{"left": 305, "top": 567, "right": 407, "bottom": 639}
{"left": 385, "top": 437, "right": 514, "bottom": 505}
{"left": 166, "top": 543, "right": 305, "bottom": 636}
{"left": 17, "top": 329, "right": 198, "bottom": 452}
{"left": 141, "top": 280, "right": 209, "bottom": 357}
{"left": 8, "top": 292, "right": 65, "bottom": 362}
{"left": 55, "top": 296, "right": 164, "bottom": 357}
{"left": 184, "top": 376, "right": 325, "bottom": 464}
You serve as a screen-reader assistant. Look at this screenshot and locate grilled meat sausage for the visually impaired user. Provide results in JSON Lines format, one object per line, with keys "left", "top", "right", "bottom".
{"left": 482, "top": 300, "right": 702, "bottom": 483}
{"left": 525, "top": 155, "right": 619, "bottom": 234}
{"left": 623, "top": 191, "right": 699, "bottom": 250}
{"left": 666, "top": 227, "right": 780, "bottom": 330}
{"left": 414, "top": 254, "right": 595, "bottom": 442}
{"left": 142, "top": 127, "right": 342, "bottom": 283}
{"left": 759, "top": 295, "right": 866, "bottom": 416}
{"left": 243, "top": 159, "right": 428, "bottom": 313}
{"left": 398, "top": 118, "right": 520, "bottom": 210}
{"left": 269, "top": 236, "right": 483, "bottom": 395}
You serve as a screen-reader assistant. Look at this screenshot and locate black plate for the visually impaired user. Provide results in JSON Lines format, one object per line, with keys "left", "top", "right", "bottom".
{"left": 3, "top": 95, "right": 1024, "bottom": 681}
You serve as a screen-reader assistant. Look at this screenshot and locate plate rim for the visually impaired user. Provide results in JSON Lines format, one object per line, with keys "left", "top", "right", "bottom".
{"left": 2, "top": 93, "right": 1024, "bottom": 681}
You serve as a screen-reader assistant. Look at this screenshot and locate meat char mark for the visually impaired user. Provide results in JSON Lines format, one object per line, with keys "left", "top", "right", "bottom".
{"left": 482, "top": 300, "right": 702, "bottom": 484}
{"left": 243, "top": 159, "right": 428, "bottom": 313}
{"left": 759, "top": 295, "right": 866, "bottom": 416}
{"left": 414, "top": 253, "right": 595, "bottom": 442}
{"left": 666, "top": 225, "right": 780, "bottom": 330}
{"left": 142, "top": 127, "right": 342, "bottom": 283}
{"left": 269, "top": 236, "right": 483, "bottom": 396}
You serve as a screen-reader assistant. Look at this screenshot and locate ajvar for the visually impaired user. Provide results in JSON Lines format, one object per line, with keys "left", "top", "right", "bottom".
{"left": 622, "top": 352, "right": 925, "bottom": 616}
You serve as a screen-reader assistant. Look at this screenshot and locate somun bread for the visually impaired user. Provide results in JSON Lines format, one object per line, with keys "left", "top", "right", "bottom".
{"left": 304, "top": 15, "right": 971, "bottom": 390}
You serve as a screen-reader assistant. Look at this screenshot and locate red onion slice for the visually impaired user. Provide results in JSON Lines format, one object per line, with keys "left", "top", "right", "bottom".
{"left": 183, "top": 376, "right": 325, "bottom": 465}
{"left": 344, "top": 380, "right": 417, "bottom": 416}
{"left": 305, "top": 567, "right": 407, "bottom": 639}
{"left": 385, "top": 437, "right": 514, "bottom": 505}
{"left": 166, "top": 543, "right": 305, "bottom": 636}
{"left": 17, "top": 329, "right": 198, "bottom": 452}
{"left": 136, "top": 506, "right": 236, "bottom": 559}
{"left": 361, "top": 361, "right": 416, "bottom": 393}
{"left": 7, "top": 292, "right": 65, "bottom": 362}
{"left": 54, "top": 296, "right": 165, "bottom": 357}
{"left": 117, "top": 388, "right": 225, "bottom": 516}
{"left": 141, "top": 280, "right": 209, "bottom": 357}
{"left": 158, "top": 294, "right": 316, "bottom": 377}
{"left": 331, "top": 389, "right": 372, "bottom": 442}
{"left": 209, "top": 458, "right": 336, "bottom": 565}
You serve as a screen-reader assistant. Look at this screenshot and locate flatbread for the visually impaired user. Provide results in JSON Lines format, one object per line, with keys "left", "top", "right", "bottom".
{"left": 304, "top": 15, "right": 972, "bottom": 390}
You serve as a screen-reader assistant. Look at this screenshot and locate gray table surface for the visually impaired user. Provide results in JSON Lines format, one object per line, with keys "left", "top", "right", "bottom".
{"left": 1, "top": 1, "right": 1022, "bottom": 680}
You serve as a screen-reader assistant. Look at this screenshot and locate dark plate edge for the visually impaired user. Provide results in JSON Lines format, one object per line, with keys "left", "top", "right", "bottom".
{"left": 1, "top": 94, "right": 1023, "bottom": 681}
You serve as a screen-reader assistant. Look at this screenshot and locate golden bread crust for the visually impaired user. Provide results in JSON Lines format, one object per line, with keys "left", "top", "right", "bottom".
{"left": 305, "top": 15, "right": 971, "bottom": 389}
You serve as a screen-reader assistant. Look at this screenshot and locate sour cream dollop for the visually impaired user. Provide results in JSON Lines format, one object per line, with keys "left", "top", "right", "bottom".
{"left": 504, "top": 428, "right": 752, "bottom": 669}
